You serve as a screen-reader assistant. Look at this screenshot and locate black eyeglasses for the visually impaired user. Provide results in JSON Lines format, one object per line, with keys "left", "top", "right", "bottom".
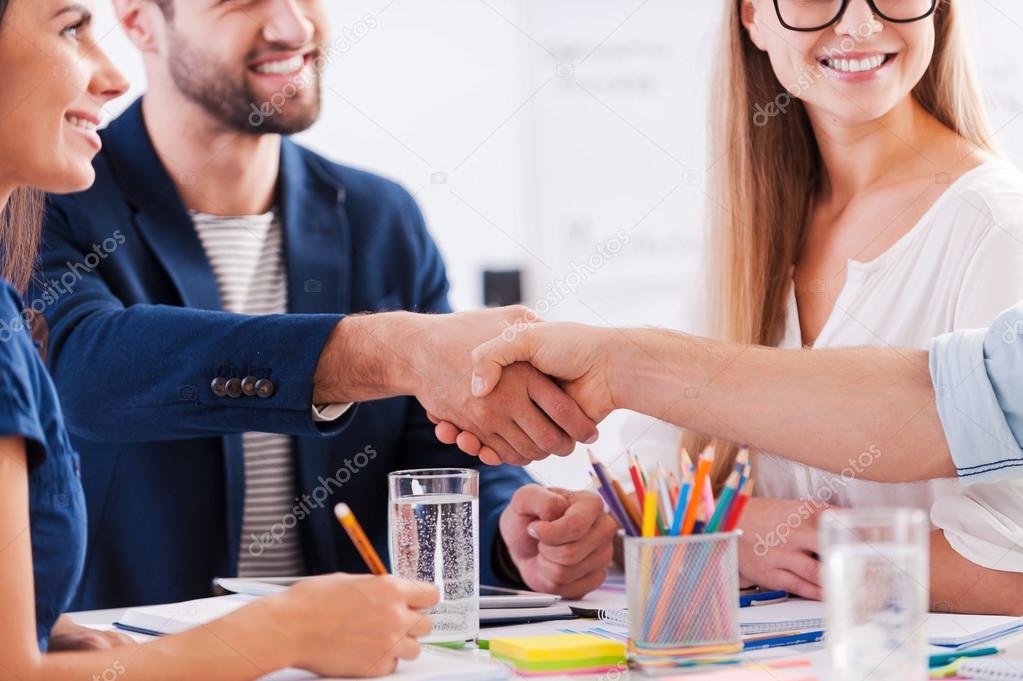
{"left": 773, "top": 0, "right": 938, "bottom": 32}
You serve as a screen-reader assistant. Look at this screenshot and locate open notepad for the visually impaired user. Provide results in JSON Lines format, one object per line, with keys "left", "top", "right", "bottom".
{"left": 115, "top": 594, "right": 508, "bottom": 681}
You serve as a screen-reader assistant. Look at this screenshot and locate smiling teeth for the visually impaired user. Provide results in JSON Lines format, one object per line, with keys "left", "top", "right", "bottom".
{"left": 66, "top": 115, "right": 97, "bottom": 132}
{"left": 823, "top": 54, "right": 886, "bottom": 73}
{"left": 253, "top": 55, "right": 305, "bottom": 75}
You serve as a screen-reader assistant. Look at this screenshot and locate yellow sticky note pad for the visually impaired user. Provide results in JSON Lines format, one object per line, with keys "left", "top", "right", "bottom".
{"left": 489, "top": 634, "right": 625, "bottom": 662}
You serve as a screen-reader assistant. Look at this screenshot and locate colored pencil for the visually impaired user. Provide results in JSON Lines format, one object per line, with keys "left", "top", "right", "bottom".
{"left": 669, "top": 481, "right": 691, "bottom": 536}
{"left": 588, "top": 457, "right": 638, "bottom": 536}
{"left": 705, "top": 471, "right": 740, "bottom": 533}
{"left": 612, "top": 477, "right": 643, "bottom": 533}
{"left": 642, "top": 490, "right": 658, "bottom": 537}
{"left": 588, "top": 452, "right": 635, "bottom": 532}
{"left": 656, "top": 465, "right": 674, "bottom": 529}
{"left": 334, "top": 503, "right": 388, "bottom": 575}
{"left": 722, "top": 479, "right": 754, "bottom": 532}
{"left": 627, "top": 451, "right": 646, "bottom": 511}
{"left": 681, "top": 450, "right": 713, "bottom": 535}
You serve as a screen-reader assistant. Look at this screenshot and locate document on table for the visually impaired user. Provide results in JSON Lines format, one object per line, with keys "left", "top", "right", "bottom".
{"left": 255, "top": 649, "right": 508, "bottom": 681}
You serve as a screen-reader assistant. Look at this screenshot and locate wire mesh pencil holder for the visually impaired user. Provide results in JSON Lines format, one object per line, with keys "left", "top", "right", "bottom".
{"left": 624, "top": 532, "right": 742, "bottom": 661}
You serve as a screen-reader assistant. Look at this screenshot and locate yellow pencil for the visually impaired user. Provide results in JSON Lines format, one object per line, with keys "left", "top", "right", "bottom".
{"left": 642, "top": 490, "right": 658, "bottom": 537}
{"left": 334, "top": 503, "right": 388, "bottom": 575}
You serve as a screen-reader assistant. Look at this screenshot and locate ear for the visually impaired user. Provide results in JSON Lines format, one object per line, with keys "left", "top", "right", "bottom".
{"left": 114, "top": 0, "right": 165, "bottom": 54}
{"left": 741, "top": 0, "right": 768, "bottom": 51}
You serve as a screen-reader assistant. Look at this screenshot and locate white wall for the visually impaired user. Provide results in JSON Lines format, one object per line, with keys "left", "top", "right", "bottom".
{"left": 92, "top": 1, "right": 1023, "bottom": 488}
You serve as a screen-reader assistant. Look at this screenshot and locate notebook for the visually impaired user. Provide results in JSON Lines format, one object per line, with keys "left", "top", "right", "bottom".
{"left": 957, "top": 658, "right": 1023, "bottom": 680}
{"left": 929, "top": 618, "right": 1023, "bottom": 651}
{"left": 115, "top": 594, "right": 508, "bottom": 681}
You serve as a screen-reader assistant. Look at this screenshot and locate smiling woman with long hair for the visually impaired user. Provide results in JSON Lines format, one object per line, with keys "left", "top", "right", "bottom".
{"left": 436, "top": 0, "right": 1023, "bottom": 615}
{"left": 0, "top": 1, "right": 437, "bottom": 678}
{"left": 677, "top": 0, "right": 1023, "bottom": 614}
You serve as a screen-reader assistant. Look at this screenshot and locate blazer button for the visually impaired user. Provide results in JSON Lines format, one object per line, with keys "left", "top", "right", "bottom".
{"left": 255, "top": 379, "right": 276, "bottom": 399}
{"left": 241, "top": 376, "right": 258, "bottom": 397}
{"left": 210, "top": 377, "right": 228, "bottom": 397}
{"left": 226, "top": 378, "right": 243, "bottom": 398}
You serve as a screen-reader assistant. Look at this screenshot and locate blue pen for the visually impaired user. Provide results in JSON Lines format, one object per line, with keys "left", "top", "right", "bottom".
{"left": 743, "top": 630, "right": 824, "bottom": 651}
{"left": 740, "top": 590, "right": 789, "bottom": 607}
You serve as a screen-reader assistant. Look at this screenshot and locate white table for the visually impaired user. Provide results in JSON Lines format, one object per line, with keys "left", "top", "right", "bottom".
{"left": 69, "top": 583, "right": 1023, "bottom": 680}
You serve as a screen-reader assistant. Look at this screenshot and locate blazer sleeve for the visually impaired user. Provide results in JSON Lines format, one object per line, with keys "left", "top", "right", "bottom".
{"left": 34, "top": 200, "right": 352, "bottom": 442}
{"left": 392, "top": 194, "right": 531, "bottom": 587}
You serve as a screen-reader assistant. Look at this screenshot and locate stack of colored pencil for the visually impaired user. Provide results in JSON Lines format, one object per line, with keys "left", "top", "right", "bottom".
{"left": 587, "top": 445, "right": 754, "bottom": 538}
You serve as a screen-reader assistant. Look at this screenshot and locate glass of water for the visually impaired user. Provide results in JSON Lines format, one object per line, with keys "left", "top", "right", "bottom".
{"left": 820, "top": 507, "right": 929, "bottom": 681}
{"left": 388, "top": 468, "right": 479, "bottom": 643}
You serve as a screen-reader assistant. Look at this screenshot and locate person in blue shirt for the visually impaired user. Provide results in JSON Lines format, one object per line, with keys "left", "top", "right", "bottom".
{"left": 0, "top": 0, "right": 443, "bottom": 678}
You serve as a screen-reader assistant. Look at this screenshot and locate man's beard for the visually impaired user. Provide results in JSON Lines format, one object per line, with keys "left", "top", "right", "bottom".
{"left": 166, "top": 29, "right": 323, "bottom": 135}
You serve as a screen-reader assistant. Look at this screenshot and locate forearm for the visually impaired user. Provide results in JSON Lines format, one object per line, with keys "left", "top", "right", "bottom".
{"left": 38, "top": 601, "right": 293, "bottom": 681}
{"left": 612, "top": 328, "right": 954, "bottom": 481}
{"left": 930, "top": 530, "right": 1023, "bottom": 615}
{"left": 312, "top": 312, "right": 421, "bottom": 404}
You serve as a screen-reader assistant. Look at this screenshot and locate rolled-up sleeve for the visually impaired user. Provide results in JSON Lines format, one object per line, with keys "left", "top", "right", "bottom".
{"left": 930, "top": 304, "right": 1023, "bottom": 482}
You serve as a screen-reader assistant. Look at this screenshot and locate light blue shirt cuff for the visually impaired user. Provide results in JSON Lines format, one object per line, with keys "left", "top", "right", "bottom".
{"left": 930, "top": 323, "right": 1023, "bottom": 483}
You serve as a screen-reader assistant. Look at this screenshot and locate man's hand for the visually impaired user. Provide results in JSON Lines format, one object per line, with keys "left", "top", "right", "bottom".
{"left": 736, "top": 497, "right": 827, "bottom": 601}
{"left": 314, "top": 307, "right": 599, "bottom": 465}
{"left": 48, "top": 614, "right": 138, "bottom": 651}
{"left": 434, "top": 321, "right": 619, "bottom": 464}
{"left": 499, "top": 485, "right": 617, "bottom": 599}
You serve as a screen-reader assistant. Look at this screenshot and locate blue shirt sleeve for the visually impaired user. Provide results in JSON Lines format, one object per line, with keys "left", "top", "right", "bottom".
{"left": 930, "top": 303, "right": 1023, "bottom": 482}
{"left": 0, "top": 289, "right": 49, "bottom": 468}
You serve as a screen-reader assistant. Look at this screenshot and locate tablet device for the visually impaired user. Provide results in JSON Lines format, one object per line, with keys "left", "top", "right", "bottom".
{"left": 479, "top": 585, "right": 561, "bottom": 609}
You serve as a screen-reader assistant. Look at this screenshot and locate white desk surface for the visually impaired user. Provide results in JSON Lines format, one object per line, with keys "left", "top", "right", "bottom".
{"left": 69, "top": 578, "right": 1023, "bottom": 680}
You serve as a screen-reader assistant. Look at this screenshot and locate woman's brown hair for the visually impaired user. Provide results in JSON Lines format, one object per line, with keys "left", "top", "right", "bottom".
{"left": 685, "top": 0, "right": 996, "bottom": 489}
{"left": 0, "top": 0, "right": 45, "bottom": 294}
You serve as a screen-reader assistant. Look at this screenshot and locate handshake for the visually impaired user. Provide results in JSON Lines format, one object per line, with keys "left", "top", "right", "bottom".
{"left": 314, "top": 305, "right": 623, "bottom": 465}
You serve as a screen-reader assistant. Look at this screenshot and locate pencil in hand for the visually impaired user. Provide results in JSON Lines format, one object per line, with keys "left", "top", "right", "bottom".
{"left": 334, "top": 503, "right": 389, "bottom": 576}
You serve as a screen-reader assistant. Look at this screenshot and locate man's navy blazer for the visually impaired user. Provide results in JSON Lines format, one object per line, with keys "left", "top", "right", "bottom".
{"left": 33, "top": 98, "right": 530, "bottom": 610}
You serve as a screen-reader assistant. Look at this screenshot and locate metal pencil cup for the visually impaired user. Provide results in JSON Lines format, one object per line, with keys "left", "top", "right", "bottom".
{"left": 624, "top": 532, "right": 741, "bottom": 658}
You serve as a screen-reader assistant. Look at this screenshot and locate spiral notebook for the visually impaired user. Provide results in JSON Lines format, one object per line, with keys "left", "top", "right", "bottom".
{"left": 957, "top": 658, "right": 1023, "bottom": 680}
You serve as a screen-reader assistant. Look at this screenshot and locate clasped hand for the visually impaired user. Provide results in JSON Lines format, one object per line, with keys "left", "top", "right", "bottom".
{"left": 428, "top": 318, "right": 619, "bottom": 465}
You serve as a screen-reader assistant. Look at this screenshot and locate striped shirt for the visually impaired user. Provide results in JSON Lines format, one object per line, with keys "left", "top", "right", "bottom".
{"left": 192, "top": 210, "right": 306, "bottom": 577}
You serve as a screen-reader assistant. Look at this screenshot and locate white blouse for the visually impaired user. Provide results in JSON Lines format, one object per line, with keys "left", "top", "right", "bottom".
{"left": 624, "top": 160, "right": 1023, "bottom": 571}
{"left": 760, "top": 159, "right": 1023, "bottom": 571}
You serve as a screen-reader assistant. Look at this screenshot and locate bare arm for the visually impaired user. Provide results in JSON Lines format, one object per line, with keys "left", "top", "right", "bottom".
{"left": 469, "top": 324, "right": 954, "bottom": 481}
{"left": 614, "top": 329, "right": 954, "bottom": 482}
{"left": 0, "top": 437, "right": 436, "bottom": 681}
{"left": 929, "top": 531, "right": 1023, "bottom": 615}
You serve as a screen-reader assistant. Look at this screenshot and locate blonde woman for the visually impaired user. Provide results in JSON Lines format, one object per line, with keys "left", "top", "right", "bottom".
{"left": 687, "top": 0, "right": 1023, "bottom": 614}
{"left": 441, "top": 0, "right": 1023, "bottom": 615}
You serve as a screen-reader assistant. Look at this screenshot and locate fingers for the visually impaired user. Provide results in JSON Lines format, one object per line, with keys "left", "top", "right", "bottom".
{"left": 470, "top": 332, "right": 536, "bottom": 398}
{"left": 525, "top": 370, "right": 598, "bottom": 449}
{"left": 528, "top": 491, "right": 607, "bottom": 546}
{"left": 537, "top": 513, "right": 618, "bottom": 566}
{"left": 393, "top": 578, "right": 440, "bottom": 610}
{"left": 530, "top": 557, "right": 609, "bottom": 599}
{"left": 403, "top": 613, "right": 434, "bottom": 639}
{"left": 509, "top": 484, "right": 570, "bottom": 522}
{"left": 484, "top": 431, "right": 533, "bottom": 467}
{"left": 768, "top": 552, "right": 822, "bottom": 600}
{"left": 433, "top": 421, "right": 460, "bottom": 445}
{"left": 454, "top": 430, "right": 482, "bottom": 456}
{"left": 537, "top": 536, "right": 615, "bottom": 585}
{"left": 513, "top": 399, "right": 575, "bottom": 458}
{"left": 393, "top": 636, "right": 422, "bottom": 662}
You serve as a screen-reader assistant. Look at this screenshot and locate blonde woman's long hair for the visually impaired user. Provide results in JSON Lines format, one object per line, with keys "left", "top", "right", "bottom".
{"left": 686, "top": 0, "right": 996, "bottom": 489}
